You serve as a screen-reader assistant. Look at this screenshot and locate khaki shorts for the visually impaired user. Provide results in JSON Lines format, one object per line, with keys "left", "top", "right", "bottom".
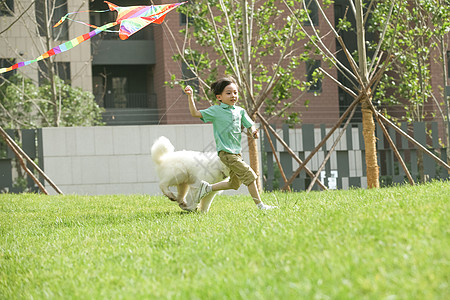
{"left": 218, "top": 151, "right": 258, "bottom": 189}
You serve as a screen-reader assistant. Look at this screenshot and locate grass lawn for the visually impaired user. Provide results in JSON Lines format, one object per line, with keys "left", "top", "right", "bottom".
{"left": 0, "top": 181, "right": 449, "bottom": 299}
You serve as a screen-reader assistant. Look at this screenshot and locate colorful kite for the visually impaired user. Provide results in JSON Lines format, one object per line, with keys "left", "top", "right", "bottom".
{"left": 0, "top": 1, "right": 186, "bottom": 74}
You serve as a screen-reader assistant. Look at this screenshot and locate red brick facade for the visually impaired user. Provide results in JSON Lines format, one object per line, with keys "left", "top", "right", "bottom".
{"left": 152, "top": 2, "right": 449, "bottom": 143}
{"left": 152, "top": 3, "right": 342, "bottom": 127}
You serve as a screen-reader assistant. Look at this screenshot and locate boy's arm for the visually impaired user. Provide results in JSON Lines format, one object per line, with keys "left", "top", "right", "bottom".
{"left": 184, "top": 86, "right": 202, "bottom": 118}
{"left": 241, "top": 109, "right": 258, "bottom": 139}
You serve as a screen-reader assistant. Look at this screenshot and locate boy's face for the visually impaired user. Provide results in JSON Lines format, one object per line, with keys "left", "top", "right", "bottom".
{"left": 216, "top": 83, "right": 238, "bottom": 106}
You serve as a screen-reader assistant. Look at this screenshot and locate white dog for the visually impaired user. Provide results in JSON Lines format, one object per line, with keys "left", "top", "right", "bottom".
{"left": 151, "top": 136, "right": 229, "bottom": 212}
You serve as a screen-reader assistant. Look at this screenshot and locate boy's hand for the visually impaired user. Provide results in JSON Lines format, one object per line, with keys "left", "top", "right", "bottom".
{"left": 186, "top": 85, "right": 202, "bottom": 118}
{"left": 252, "top": 130, "right": 259, "bottom": 139}
{"left": 184, "top": 85, "right": 193, "bottom": 95}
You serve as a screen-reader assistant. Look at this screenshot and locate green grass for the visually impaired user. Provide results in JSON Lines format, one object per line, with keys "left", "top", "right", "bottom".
{"left": 0, "top": 181, "right": 449, "bottom": 299}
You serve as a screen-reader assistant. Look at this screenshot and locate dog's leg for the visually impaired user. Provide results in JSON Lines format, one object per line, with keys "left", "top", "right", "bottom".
{"left": 160, "top": 184, "right": 177, "bottom": 202}
{"left": 177, "top": 183, "right": 189, "bottom": 207}
{"left": 177, "top": 183, "right": 189, "bottom": 201}
{"left": 198, "top": 191, "right": 217, "bottom": 212}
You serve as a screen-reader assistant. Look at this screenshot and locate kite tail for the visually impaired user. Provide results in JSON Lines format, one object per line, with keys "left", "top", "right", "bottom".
{"left": 0, "top": 22, "right": 117, "bottom": 75}
{"left": 53, "top": 9, "right": 110, "bottom": 28}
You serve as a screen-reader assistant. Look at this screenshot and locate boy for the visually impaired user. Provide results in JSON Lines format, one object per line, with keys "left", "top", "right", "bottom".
{"left": 184, "top": 77, "right": 276, "bottom": 210}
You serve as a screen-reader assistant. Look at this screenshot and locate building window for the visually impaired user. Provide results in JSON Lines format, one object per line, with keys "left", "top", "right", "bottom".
{"left": 38, "top": 61, "right": 71, "bottom": 85}
{"left": 180, "top": 13, "right": 188, "bottom": 25}
{"left": 303, "top": 0, "right": 319, "bottom": 26}
{"left": 180, "top": 12, "right": 194, "bottom": 26}
{"left": 179, "top": 0, "right": 192, "bottom": 26}
{"left": 447, "top": 51, "right": 450, "bottom": 78}
{"left": 0, "top": 58, "right": 16, "bottom": 81}
{"left": 0, "top": 0, "right": 14, "bottom": 16}
{"left": 182, "top": 62, "right": 199, "bottom": 92}
{"left": 306, "top": 60, "right": 322, "bottom": 92}
{"left": 92, "top": 65, "right": 150, "bottom": 108}
{"left": 35, "top": 0, "right": 68, "bottom": 40}
{"left": 107, "top": 77, "right": 128, "bottom": 108}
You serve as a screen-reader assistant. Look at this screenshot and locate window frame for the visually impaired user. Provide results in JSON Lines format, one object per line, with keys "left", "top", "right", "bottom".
{"left": 303, "top": 0, "right": 319, "bottom": 26}
{"left": 0, "top": 0, "right": 14, "bottom": 16}
{"left": 306, "top": 59, "right": 322, "bottom": 93}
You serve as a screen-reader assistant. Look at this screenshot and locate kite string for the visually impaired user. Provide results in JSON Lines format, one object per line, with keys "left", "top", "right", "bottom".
{"left": 157, "top": 16, "right": 194, "bottom": 124}
{"left": 54, "top": 10, "right": 110, "bottom": 27}
{"left": 59, "top": 17, "right": 119, "bottom": 33}
{"left": 54, "top": 10, "right": 119, "bottom": 33}
{"left": 158, "top": 92, "right": 184, "bottom": 125}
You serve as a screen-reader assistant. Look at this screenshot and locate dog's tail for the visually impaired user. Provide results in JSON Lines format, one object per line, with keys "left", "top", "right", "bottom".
{"left": 151, "top": 136, "right": 175, "bottom": 164}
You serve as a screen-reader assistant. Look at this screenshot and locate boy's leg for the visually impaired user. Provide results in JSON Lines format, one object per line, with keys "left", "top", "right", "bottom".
{"left": 247, "top": 180, "right": 261, "bottom": 204}
{"left": 247, "top": 180, "right": 278, "bottom": 210}
{"left": 212, "top": 175, "right": 240, "bottom": 191}
{"left": 196, "top": 177, "right": 236, "bottom": 202}
{"left": 211, "top": 179, "right": 234, "bottom": 191}
{"left": 196, "top": 173, "right": 240, "bottom": 203}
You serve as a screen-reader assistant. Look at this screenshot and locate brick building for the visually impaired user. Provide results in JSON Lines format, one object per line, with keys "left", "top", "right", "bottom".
{"left": 1, "top": 0, "right": 449, "bottom": 132}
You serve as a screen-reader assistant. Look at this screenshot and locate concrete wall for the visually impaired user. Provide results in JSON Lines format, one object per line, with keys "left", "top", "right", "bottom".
{"left": 42, "top": 124, "right": 257, "bottom": 195}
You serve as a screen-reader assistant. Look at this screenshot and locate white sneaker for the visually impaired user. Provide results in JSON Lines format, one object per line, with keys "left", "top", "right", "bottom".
{"left": 257, "top": 203, "right": 278, "bottom": 210}
{"left": 195, "top": 180, "right": 211, "bottom": 203}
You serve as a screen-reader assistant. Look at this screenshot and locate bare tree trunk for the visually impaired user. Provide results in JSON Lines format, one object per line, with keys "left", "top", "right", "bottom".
{"left": 42, "top": 0, "right": 59, "bottom": 127}
{"left": 417, "top": 150, "right": 426, "bottom": 183}
{"left": 247, "top": 134, "right": 262, "bottom": 190}
{"left": 242, "top": 0, "right": 261, "bottom": 191}
{"left": 416, "top": 38, "right": 426, "bottom": 181}
{"left": 356, "top": 0, "right": 380, "bottom": 188}
{"left": 46, "top": 59, "right": 59, "bottom": 127}
{"left": 361, "top": 100, "right": 380, "bottom": 188}
{"left": 440, "top": 14, "right": 450, "bottom": 166}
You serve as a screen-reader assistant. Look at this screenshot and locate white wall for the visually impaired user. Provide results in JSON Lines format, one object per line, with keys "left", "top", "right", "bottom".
{"left": 42, "top": 124, "right": 258, "bottom": 195}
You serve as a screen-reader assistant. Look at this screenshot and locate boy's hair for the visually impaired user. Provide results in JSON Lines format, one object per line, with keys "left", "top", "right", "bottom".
{"left": 210, "top": 77, "right": 237, "bottom": 96}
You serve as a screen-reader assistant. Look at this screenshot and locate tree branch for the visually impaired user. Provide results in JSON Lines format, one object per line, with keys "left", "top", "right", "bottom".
{"left": 368, "top": 1, "right": 395, "bottom": 74}
{"left": 218, "top": 0, "right": 241, "bottom": 83}
{"left": 0, "top": 1, "right": 35, "bottom": 35}
{"left": 283, "top": 0, "right": 359, "bottom": 87}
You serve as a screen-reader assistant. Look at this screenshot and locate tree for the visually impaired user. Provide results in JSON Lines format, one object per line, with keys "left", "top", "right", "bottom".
{"left": 35, "top": 0, "right": 69, "bottom": 127}
{"left": 355, "top": 0, "right": 380, "bottom": 188}
{"left": 370, "top": 0, "right": 450, "bottom": 167}
{"left": 0, "top": 75, "right": 40, "bottom": 129}
{"left": 273, "top": 0, "right": 384, "bottom": 188}
{"left": 171, "top": 0, "right": 450, "bottom": 191}
{"left": 282, "top": 0, "right": 450, "bottom": 189}
{"left": 0, "top": 1, "right": 102, "bottom": 193}
{"left": 0, "top": 0, "right": 92, "bottom": 127}
{"left": 0, "top": 74, "right": 104, "bottom": 128}
{"left": 0, "top": 74, "right": 103, "bottom": 193}
{"left": 38, "top": 76, "right": 104, "bottom": 127}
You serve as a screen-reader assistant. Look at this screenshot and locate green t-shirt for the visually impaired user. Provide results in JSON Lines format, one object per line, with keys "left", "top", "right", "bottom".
{"left": 200, "top": 102, "right": 254, "bottom": 154}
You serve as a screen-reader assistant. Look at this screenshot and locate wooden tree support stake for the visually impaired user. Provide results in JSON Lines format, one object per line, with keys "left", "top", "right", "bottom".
{"left": 2, "top": 133, "right": 49, "bottom": 194}
{"left": 0, "top": 126, "right": 64, "bottom": 195}
{"left": 257, "top": 112, "right": 328, "bottom": 191}
{"left": 262, "top": 124, "right": 291, "bottom": 192}
{"left": 282, "top": 95, "right": 361, "bottom": 190}
{"left": 306, "top": 105, "right": 357, "bottom": 192}
{"left": 376, "top": 113, "right": 450, "bottom": 173}
{"left": 368, "top": 102, "right": 415, "bottom": 185}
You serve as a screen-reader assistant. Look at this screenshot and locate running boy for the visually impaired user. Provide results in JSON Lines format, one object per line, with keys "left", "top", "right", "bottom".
{"left": 184, "top": 77, "right": 276, "bottom": 210}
